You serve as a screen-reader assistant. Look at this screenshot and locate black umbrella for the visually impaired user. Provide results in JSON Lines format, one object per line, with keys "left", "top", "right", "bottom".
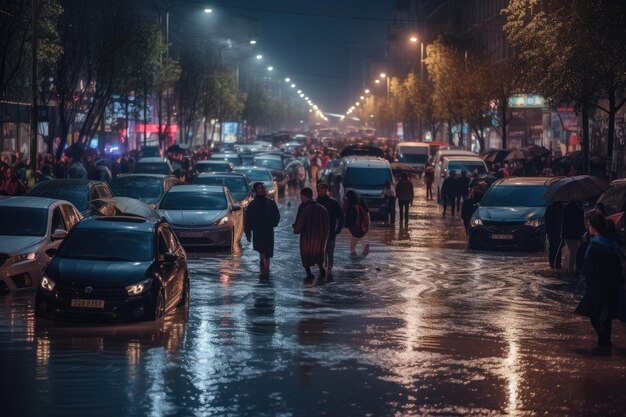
{"left": 543, "top": 175, "right": 609, "bottom": 202}
{"left": 481, "top": 149, "right": 509, "bottom": 163}
{"left": 166, "top": 144, "right": 184, "bottom": 154}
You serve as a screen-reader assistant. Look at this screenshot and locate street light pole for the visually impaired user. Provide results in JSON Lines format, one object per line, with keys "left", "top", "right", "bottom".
{"left": 30, "top": 0, "right": 38, "bottom": 167}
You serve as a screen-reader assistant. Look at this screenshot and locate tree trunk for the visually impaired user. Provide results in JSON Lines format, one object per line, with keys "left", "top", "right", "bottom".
{"left": 607, "top": 89, "right": 616, "bottom": 179}
{"left": 501, "top": 100, "right": 508, "bottom": 149}
{"left": 581, "top": 104, "right": 590, "bottom": 175}
{"left": 124, "top": 96, "right": 130, "bottom": 151}
{"left": 143, "top": 83, "right": 148, "bottom": 147}
{"left": 157, "top": 90, "right": 164, "bottom": 151}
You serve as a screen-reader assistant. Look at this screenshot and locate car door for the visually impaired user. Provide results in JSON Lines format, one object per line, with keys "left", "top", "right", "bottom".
{"left": 156, "top": 227, "right": 177, "bottom": 313}
{"left": 47, "top": 206, "right": 68, "bottom": 256}
{"left": 60, "top": 204, "right": 82, "bottom": 230}
{"left": 225, "top": 189, "right": 243, "bottom": 241}
{"left": 161, "top": 225, "right": 185, "bottom": 305}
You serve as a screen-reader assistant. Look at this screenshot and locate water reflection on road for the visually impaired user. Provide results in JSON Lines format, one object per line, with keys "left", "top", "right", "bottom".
{"left": 1, "top": 182, "right": 626, "bottom": 416}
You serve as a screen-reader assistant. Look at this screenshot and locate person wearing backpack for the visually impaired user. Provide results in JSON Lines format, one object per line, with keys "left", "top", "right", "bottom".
{"left": 293, "top": 187, "right": 330, "bottom": 284}
{"left": 344, "top": 190, "right": 370, "bottom": 256}
{"left": 245, "top": 182, "right": 281, "bottom": 277}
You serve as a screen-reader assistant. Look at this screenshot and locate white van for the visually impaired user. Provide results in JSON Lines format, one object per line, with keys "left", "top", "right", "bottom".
{"left": 433, "top": 150, "right": 477, "bottom": 193}
{"left": 337, "top": 156, "right": 393, "bottom": 215}
{"left": 395, "top": 142, "right": 430, "bottom": 175}
{"left": 436, "top": 155, "right": 488, "bottom": 203}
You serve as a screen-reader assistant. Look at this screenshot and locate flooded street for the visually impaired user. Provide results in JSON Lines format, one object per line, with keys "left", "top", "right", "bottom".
{"left": 2, "top": 182, "right": 626, "bottom": 417}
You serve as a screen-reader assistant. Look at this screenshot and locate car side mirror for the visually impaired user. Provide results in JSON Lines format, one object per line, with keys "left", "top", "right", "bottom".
{"left": 232, "top": 204, "right": 242, "bottom": 212}
{"left": 51, "top": 229, "right": 68, "bottom": 241}
{"left": 162, "top": 252, "right": 178, "bottom": 263}
{"left": 45, "top": 248, "right": 57, "bottom": 257}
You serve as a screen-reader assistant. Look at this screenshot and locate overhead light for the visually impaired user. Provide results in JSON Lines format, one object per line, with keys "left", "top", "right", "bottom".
{"left": 300, "top": 93, "right": 304, "bottom": 97}
{"left": 249, "top": 40, "right": 257, "bottom": 45}
{"left": 291, "top": 84, "right": 296, "bottom": 88}
{"left": 297, "top": 90, "right": 302, "bottom": 94}
{"left": 204, "top": 8, "right": 213, "bottom": 14}
{"left": 305, "top": 97, "right": 309, "bottom": 100}
{"left": 256, "top": 54, "right": 263, "bottom": 60}
{"left": 267, "top": 66, "right": 274, "bottom": 71}
{"left": 285, "top": 77, "right": 291, "bottom": 82}
{"left": 365, "top": 89, "right": 370, "bottom": 94}
{"left": 360, "top": 96, "right": 365, "bottom": 100}
{"left": 380, "top": 72, "right": 386, "bottom": 78}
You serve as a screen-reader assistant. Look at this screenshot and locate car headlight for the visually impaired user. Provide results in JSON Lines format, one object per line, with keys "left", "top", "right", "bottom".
{"left": 525, "top": 218, "right": 544, "bottom": 228}
{"left": 470, "top": 217, "right": 483, "bottom": 227}
{"left": 10, "top": 252, "right": 37, "bottom": 263}
{"left": 125, "top": 278, "right": 152, "bottom": 296}
{"left": 40, "top": 275, "right": 56, "bottom": 292}
{"left": 215, "top": 216, "right": 229, "bottom": 226}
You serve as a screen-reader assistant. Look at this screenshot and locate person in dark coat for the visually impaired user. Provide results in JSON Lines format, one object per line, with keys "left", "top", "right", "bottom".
{"left": 461, "top": 189, "right": 484, "bottom": 233}
{"left": 67, "top": 143, "right": 88, "bottom": 179}
{"left": 293, "top": 187, "right": 330, "bottom": 284}
{"left": 575, "top": 210, "right": 624, "bottom": 348}
{"left": 316, "top": 182, "right": 344, "bottom": 275}
{"left": 441, "top": 170, "right": 458, "bottom": 218}
{"left": 344, "top": 190, "right": 370, "bottom": 256}
{"left": 245, "top": 182, "right": 281, "bottom": 277}
{"left": 455, "top": 170, "right": 471, "bottom": 214}
{"left": 560, "top": 201, "right": 586, "bottom": 276}
{"left": 395, "top": 173, "right": 414, "bottom": 225}
{"left": 424, "top": 163, "right": 435, "bottom": 201}
{"left": 545, "top": 201, "right": 564, "bottom": 269}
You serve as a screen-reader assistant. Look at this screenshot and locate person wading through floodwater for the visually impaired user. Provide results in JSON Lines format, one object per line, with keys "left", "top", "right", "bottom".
{"left": 344, "top": 190, "right": 370, "bottom": 256}
{"left": 293, "top": 187, "right": 330, "bottom": 285}
{"left": 316, "top": 182, "right": 344, "bottom": 278}
{"left": 245, "top": 182, "right": 281, "bottom": 277}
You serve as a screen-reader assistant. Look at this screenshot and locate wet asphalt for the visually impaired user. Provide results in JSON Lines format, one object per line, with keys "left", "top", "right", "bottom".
{"left": 1, "top": 180, "right": 626, "bottom": 417}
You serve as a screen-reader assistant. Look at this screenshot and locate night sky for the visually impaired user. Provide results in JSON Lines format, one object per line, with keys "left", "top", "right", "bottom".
{"left": 169, "top": 0, "right": 395, "bottom": 115}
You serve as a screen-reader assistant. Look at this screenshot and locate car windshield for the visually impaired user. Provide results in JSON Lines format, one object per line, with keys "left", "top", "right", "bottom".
{"left": 345, "top": 167, "right": 392, "bottom": 189}
{"left": 212, "top": 155, "right": 242, "bottom": 166}
{"left": 160, "top": 191, "right": 227, "bottom": 210}
{"left": 481, "top": 185, "right": 548, "bottom": 207}
{"left": 237, "top": 169, "right": 272, "bottom": 182}
{"left": 0, "top": 207, "right": 48, "bottom": 236}
{"left": 447, "top": 162, "right": 486, "bottom": 175}
{"left": 197, "top": 162, "right": 231, "bottom": 173}
{"left": 57, "top": 229, "right": 153, "bottom": 262}
{"left": 193, "top": 177, "right": 249, "bottom": 195}
{"left": 135, "top": 163, "right": 170, "bottom": 175}
{"left": 398, "top": 153, "right": 428, "bottom": 164}
{"left": 29, "top": 185, "right": 89, "bottom": 211}
{"left": 111, "top": 177, "right": 163, "bottom": 201}
{"left": 254, "top": 158, "right": 282, "bottom": 171}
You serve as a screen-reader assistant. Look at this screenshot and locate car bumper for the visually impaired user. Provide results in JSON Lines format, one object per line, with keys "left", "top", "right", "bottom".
{"left": 468, "top": 224, "right": 545, "bottom": 251}
{"left": 171, "top": 225, "right": 232, "bottom": 247}
{"left": 0, "top": 259, "right": 44, "bottom": 292}
{"left": 362, "top": 198, "right": 387, "bottom": 215}
{"left": 36, "top": 286, "right": 158, "bottom": 323}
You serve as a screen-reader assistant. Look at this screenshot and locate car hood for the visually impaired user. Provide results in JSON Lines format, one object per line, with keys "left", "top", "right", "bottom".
{"left": 0, "top": 236, "right": 44, "bottom": 255}
{"left": 47, "top": 258, "right": 152, "bottom": 286}
{"left": 159, "top": 209, "right": 228, "bottom": 226}
{"left": 477, "top": 206, "right": 546, "bottom": 221}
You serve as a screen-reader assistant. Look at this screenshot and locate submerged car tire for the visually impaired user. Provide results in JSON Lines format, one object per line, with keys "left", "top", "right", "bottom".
{"left": 178, "top": 276, "right": 190, "bottom": 307}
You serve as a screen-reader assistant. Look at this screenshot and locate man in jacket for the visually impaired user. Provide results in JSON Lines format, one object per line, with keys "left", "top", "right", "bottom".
{"left": 245, "top": 182, "right": 281, "bottom": 277}
{"left": 561, "top": 201, "right": 586, "bottom": 276}
{"left": 455, "top": 170, "right": 471, "bottom": 214}
{"left": 545, "top": 201, "right": 564, "bottom": 269}
{"left": 316, "top": 182, "right": 344, "bottom": 276}
{"left": 395, "top": 173, "right": 414, "bottom": 226}
{"left": 441, "top": 170, "right": 458, "bottom": 218}
{"left": 293, "top": 187, "right": 329, "bottom": 284}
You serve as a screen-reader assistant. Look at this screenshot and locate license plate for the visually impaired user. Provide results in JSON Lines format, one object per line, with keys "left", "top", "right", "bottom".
{"left": 71, "top": 299, "right": 105, "bottom": 308}
{"left": 491, "top": 234, "right": 514, "bottom": 240}
{"left": 179, "top": 231, "right": 204, "bottom": 238}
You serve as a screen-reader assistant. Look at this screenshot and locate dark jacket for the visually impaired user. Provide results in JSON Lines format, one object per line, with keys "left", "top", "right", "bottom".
{"left": 293, "top": 199, "right": 329, "bottom": 267}
{"left": 317, "top": 195, "right": 344, "bottom": 241}
{"left": 344, "top": 198, "right": 370, "bottom": 238}
{"left": 561, "top": 202, "right": 585, "bottom": 240}
{"left": 395, "top": 179, "right": 414, "bottom": 202}
{"left": 441, "top": 177, "right": 457, "bottom": 198}
{"left": 245, "top": 196, "right": 280, "bottom": 257}
{"left": 544, "top": 202, "right": 564, "bottom": 237}
{"left": 455, "top": 175, "right": 470, "bottom": 198}
{"left": 461, "top": 196, "right": 478, "bottom": 228}
{"left": 575, "top": 236, "right": 624, "bottom": 320}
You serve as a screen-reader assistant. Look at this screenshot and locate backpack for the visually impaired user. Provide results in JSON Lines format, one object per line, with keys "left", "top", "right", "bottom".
{"left": 350, "top": 203, "right": 368, "bottom": 238}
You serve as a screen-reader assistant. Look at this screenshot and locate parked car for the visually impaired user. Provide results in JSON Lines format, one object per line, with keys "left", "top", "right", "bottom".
{"left": 35, "top": 216, "right": 188, "bottom": 322}
{"left": 134, "top": 157, "right": 174, "bottom": 175}
{"left": 195, "top": 160, "right": 234, "bottom": 174}
{"left": 110, "top": 174, "right": 180, "bottom": 206}
{"left": 596, "top": 178, "right": 626, "bottom": 241}
{"left": 436, "top": 156, "right": 488, "bottom": 203}
{"left": 158, "top": 185, "right": 243, "bottom": 249}
{"left": 395, "top": 142, "right": 430, "bottom": 175}
{"left": 141, "top": 145, "right": 161, "bottom": 158}
{"left": 28, "top": 179, "right": 114, "bottom": 216}
{"left": 192, "top": 173, "right": 253, "bottom": 210}
{"left": 210, "top": 153, "right": 243, "bottom": 167}
{"left": 252, "top": 154, "right": 287, "bottom": 193}
{"left": 0, "top": 196, "right": 82, "bottom": 292}
{"left": 336, "top": 156, "right": 393, "bottom": 216}
{"left": 233, "top": 167, "right": 278, "bottom": 201}
{"left": 467, "top": 176, "right": 563, "bottom": 251}
{"left": 339, "top": 145, "right": 385, "bottom": 158}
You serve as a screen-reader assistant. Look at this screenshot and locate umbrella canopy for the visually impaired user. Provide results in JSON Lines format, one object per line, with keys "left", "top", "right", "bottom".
{"left": 166, "top": 144, "right": 185, "bottom": 154}
{"left": 504, "top": 149, "right": 527, "bottom": 161}
{"left": 543, "top": 175, "right": 609, "bottom": 202}
{"left": 90, "top": 197, "right": 161, "bottom": 219}
{"left": 504, "top": 145, "right": 551, "bottom": 161}
{"left": 522, "top": 145, "right": 551, "bottom": 158}
{"left": 481, "top": 149, "right": 509, "bottom": 163}
{"left": 390, "top": 162, "right": 418, "bottom": 172}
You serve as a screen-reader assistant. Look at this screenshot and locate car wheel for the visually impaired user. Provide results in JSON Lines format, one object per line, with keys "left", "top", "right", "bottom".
{"left": 153, "top": 290, "right": 165, "bottom": 320}
{"left": 178, "top": 276, "right": 190, "bottom": 307}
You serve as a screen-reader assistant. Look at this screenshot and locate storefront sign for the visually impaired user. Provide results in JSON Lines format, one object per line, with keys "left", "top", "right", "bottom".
{"left": 508, "top": 95, "right": 546, "bottom": 109}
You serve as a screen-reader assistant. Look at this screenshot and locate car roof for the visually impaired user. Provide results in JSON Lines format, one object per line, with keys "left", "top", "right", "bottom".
{"left": 444, "top": 156, "right": 485, "bottom": 162}
{"left": 436, "top": 150, "right": 476, "bottom": 157}
{"left": 234, "top": 166, "right": 271, "bottom": 173}
{"left": 75, "top": 216, "right": 157, "bottom": 233}
{"left": 343, "top": 156, "right": 390, "bottom": 167}
{"left": 493, "top": 176, "right": 564, "bottom": 187}
{"left": 197, "top": 160, "right": 231, "bottom": 164}
{"left": 253, "top": 154, "right": 282, "bottom": 160}
{"left": 195, "top": 172, "right": 247, "bottom": 179}
{"left": 211, "top": 153, "right": 240, "bottom": 158}
{"left": 30, "top": 179, "right": 101, "bottom": 189}
{"left": 166, "top": 184, "right": 225, "bottom": 193}
{"left": 137, "top": 157, "right": 168, "bottom": 163}
{"left": 113, "top": 174, "right": 169, "bottom": 180}
{"left": 0, "top": 195, "right": 68, "bottom": 208}
{"left": 397, "top": 142, "right": 429, "bottom": 147}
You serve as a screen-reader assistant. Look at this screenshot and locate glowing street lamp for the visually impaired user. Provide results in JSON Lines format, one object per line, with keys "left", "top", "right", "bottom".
{"left": 375, "top": 79, "right": 380, "bottom": 84}
{"left": 379, "top": 72, "right": 386, "bottom": 78}
{"left": 204, "top": 8, "right": 213, "bottom": 14}
{"left": 285, "top": 77, "right": 291, "bottom": 82}
{"left": 256, "top": 54, "right": 263, "bottom": 60}
{"left": 290, "top": 84, "right": 296, "bottom": 88}
{"left": 249, "top": 39, "right": 257, "bottom": 45}
{"left": 267, "top": 66, "right": 274, "bottom": 71}
{"left": 364, "top": 89, "right": 370, "bottom": 94}
{"left": 360, "top": 96, "right": 364, "bottom": 100}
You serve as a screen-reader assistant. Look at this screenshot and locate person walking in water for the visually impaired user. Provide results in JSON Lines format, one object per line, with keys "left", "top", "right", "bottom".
{"left": 344, "top": 190, "right": 370, "bottom": 256}
{"left": 395, "top": 173, "right": 414, "bottom": 226}
{"left": 424, "top": 163, "right": 435, "bottom": 201}
{"left": 293, "top": 187, "right": 330, "bottom": 284}
{"left": 245, "top": 182, "right": 281, "bottom": 277}
{"left": 383, "top": 180, "right": 396, "bottom": 226}
{"left": 316, "top": 182, "right": 344, "bottom": 276}
{"left": 441, "top": 170, "right": 457, "bottom": 218}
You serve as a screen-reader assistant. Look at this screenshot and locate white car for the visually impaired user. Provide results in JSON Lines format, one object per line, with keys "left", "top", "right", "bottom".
{"left": 0, "top": 196, "right": 82, "bottom": 292}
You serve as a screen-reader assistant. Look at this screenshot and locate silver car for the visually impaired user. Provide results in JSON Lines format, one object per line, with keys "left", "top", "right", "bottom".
{"left": 0, "top": 196, "right": 82, "bottom": 292}
{"left": 157, "top": 185, "right": 243, "bottom": 249}
{"left": 233, "top": 167, "right": 278, "bottom": 202}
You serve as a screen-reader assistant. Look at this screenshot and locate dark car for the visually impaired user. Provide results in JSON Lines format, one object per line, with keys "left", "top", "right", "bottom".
{"left": 233, "top": 166, "right": 278, "bottom": 201}
{"left": 210, "top": 153, "right": 243, "bottom": 167}
{"left": 134, "top": 157, "right": 174, "bottom": 175}
{"left": 468, "top": 177, "right": 563, "bottom": 251}
{"left": 596, "top": 179, "right": 626, "bottom": 240}
{"left": 28, "top": 179, "right": 114, "bottom": 216}
{"left": 110, "top": 174, "right": 181, "bottom": 206}
{"left": 35, "top": 216, "right": 189, "bottom": 322}
{"left": 195, "top": 160, "right": 234, "bottom": 174}
{"left": 252, "top": 155, "right": 287, "bottom": 193}
{"left": 340, "top": 145, "right": 385, "bottom": 158}
{"left": 192, "top": 173, "right": 253, "bottom": 210}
